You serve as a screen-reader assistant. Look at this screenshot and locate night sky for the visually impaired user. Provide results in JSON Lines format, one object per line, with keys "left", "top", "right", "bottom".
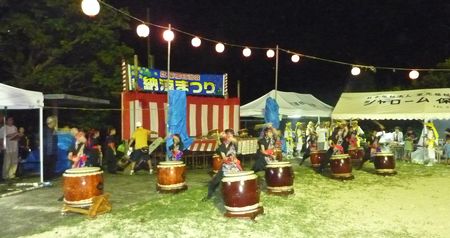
{"left": 109, "top": 0, "right": 450, "bottom": 105}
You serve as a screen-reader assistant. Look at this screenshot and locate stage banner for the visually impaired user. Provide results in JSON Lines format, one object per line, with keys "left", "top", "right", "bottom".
{"left": 332, "top": 88, "right": 450, "bottom": 120}
{"left": 127, "top": 65, "right": 227, "bottom": 96}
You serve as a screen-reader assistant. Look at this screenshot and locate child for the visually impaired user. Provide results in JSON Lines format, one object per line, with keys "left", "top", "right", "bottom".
{"left": 168, "top": 134, "right": 184, "bottom": 161}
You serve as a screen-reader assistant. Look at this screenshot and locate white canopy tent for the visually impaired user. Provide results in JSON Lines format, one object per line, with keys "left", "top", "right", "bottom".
{"left": 0, "top": 83, "right": 44, "bottom": 183}
{"left": 332, "top": 88, "right": 450, "bottom": 121}
{"left": 240, "top": 89, "right": 333, "bottom": 118}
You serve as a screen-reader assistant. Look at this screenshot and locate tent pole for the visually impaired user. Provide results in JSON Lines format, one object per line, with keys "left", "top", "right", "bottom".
{"left": 39, "top": 108, "right": 44, "bottom": 183}
{"left": 274, "top": 45, "right": 279, "bottom": 101}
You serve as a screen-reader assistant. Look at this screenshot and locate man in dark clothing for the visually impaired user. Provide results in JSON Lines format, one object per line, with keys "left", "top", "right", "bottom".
{"left": 43, "top": 116, "right": 58, "bottom": 180}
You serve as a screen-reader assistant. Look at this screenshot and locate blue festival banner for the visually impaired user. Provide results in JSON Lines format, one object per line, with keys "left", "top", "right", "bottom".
{"left": 128, "top": 65, "right": 227, "bottom": 96}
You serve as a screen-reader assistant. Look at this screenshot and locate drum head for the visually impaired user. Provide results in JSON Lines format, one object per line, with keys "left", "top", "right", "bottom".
{"left": 159, "top": 161, "right": 184, "bottom": 166}
{"left": 376, "top": 152, "right": 394, "bottom": 156}
{"left": 266, "top": 161, "right": 291, "bottom": 168}
{"left": 331, "top": 154, "right": 349, "bottom": 160}
{"left": 65, "top": 167, "right": 101, "bottom": 174}
{"left": 223, "top": 171, "right": 254, "bottom": 177}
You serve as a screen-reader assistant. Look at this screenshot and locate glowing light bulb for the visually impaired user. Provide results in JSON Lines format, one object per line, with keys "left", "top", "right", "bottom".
{"left": 215, "top": 43, "right": 225, "bottom": 53}
{"left": 191, "top": 37, "right": 201, "bottom": 47}
{"left": 409, "top": 70, "right": 419, "bottom": 80}
{"left": 163, "top": 29, "right": 174, "bottom": 42}
{"left": 81, "top": 0, "right": 100, "bottom": 17}
{"left": 243, "top": 47, "right": 251, "bottom": 57}
{"left": 291, "top": 54, "right": 300, "bottom": 63}
{"left": 266, "top": 49, "right": 275, "bottom": 58}
{"left": 136, "top": 24, "right": 150, "bottom": 37}
{"left": 351, "top": 67, "right": 361, "bottom": 76}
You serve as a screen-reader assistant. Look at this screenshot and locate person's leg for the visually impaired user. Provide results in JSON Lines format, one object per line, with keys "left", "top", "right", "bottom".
{"left": 252, "top": 156, "right": 267, "bottom": 173}
{"left": 317, "top": 147, "right": 333, "bottom": 172}
{"left": 204, "top": 170, "right": 224, "bottom": 200}
{"left": 3, "top": 152, "right": 12, "bottom": 179}
{"left": 8, "top": 151, "right": 19, "bottom": 179}
{"left": 299, "top": 147, "right": 311, "bottom": 165}
{"left": 358, "top": 147, "right": 371, "bottom": 169}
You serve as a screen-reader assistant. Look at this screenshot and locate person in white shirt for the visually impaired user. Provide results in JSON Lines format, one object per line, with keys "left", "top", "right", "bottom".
{"left": 0, "top": 116, "right": 21, "bottom": 180}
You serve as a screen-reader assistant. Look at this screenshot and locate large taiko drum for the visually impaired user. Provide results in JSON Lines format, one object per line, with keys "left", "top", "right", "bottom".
{"left": 348, "top": 147, "right": 364, "bottom": 166}
{"left": 157, "top": 161, "right": 187, "bottom": 193}
{"left": 221, "top": 171, "right": 264, "bottom": 218}
{"left": 212, "top": 154, "right": 222, "bottom": 173}
{"left": 310, "top": 150, "right": 327, "bottom": 168}
{"left": 265, "top": 161, "right": 294, "bottom": 195}
{"left": 330, "top": 154, "right": 353, "bottom": 179}
{"left": 374, "top": 153, "right": 396, "bottom": 175}
{"left": 63, "top": 167, "right": 104, "bottom": 207}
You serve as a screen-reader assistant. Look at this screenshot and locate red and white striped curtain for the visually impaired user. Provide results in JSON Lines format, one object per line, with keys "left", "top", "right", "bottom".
{"left": 121, "top": 92, "right": 240, "bottom": 139}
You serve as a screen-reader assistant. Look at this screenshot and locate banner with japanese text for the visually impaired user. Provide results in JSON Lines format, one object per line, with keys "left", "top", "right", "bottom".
{"left": 332, "top": 88, "right": 450, "bottom": 120}
{"left": 127, "top": 65, "right": 227, "bottom": 96}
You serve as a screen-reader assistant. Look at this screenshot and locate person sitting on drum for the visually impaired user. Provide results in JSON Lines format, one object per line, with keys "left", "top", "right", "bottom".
{"left": 168, "top": 134, "right": 183, "bottom": 161}
{"left": 252, "top": 127, "right": 278, "bottom": 173}
{"left": 202, "top": 129, "right": 241, "bottom": 201}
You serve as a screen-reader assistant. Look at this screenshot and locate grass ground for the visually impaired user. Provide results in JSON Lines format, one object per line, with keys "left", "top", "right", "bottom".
{"left": 1, "top": 159, "right": 449, "bottom": 238}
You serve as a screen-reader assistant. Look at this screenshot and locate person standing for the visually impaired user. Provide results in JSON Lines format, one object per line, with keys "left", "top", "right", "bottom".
{"left": 128, "top": 121, "right": 153, "bottom": 175}
{"left": 43, "top": 116, "right": 58, "bottom": 180}
{"left": 104, "top": 127, "right": 118, "bottom": 173}
{"left": 1, "top": 116, "right": 20, "bottom": 180}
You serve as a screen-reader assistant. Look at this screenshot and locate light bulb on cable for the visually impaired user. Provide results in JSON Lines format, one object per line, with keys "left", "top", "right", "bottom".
{"left": 266, "top": 49, "right": 275, "bottom": 58}
{"left": 81, "top": 0, "right": 100, "bottom": 17}
{"left": 351, "top": 67, "right": 361, "bottom": 76}
{"left": 291, "top": 54, "right": 300, "bottom": 63}
{"left": 191, "top": 37, "right": 201, "bottom": 47}
{"left": 136, "top": 24, "right": 150, "bottom": 38}
{"left": 243, "top": 47, "right": 251, "bottom": 57}
{"left": 215, "top": 43, "right": 225, "bottom": 53}
{"left": 163, "top": 29, "right": 174, "bottom": 42}
{"left": 409, "top": 70, "right": 419, "bottom": 80}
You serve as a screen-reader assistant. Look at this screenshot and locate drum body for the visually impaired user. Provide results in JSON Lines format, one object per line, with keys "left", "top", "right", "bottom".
{"left": 348, "top": 147, "right": 364, "bottom": 166}
{"left": 157, "top": 161, "right": 187, "bottom": 193}
{"left": 330, "top": 154, "right": 353, "bottom": 179}
{"left": 374, "top": 153, "right": 396, "bottom": 175}
{"left": 63, "top": 167, "right": 104, "bottom": 207}
{"left": 221, "top": 171, "right": 263, "bottom": 218}
{"left": 265, "top": 161, "right": 294, "bottom": 195}
{"left": 310, "top": 150, "right": 327, "bottom": 168}
{"left": 212, "top": 154, "right": 222, "bottom": 173}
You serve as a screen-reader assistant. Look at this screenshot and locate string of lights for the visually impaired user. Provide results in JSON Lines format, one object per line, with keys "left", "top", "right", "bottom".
{"left": 81, "top": 0, "right": 450, "bottom": 80}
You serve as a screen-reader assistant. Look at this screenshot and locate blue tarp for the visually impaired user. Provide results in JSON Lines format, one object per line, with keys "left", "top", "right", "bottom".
{"left": 264, "top": 97, "right": 280, "bottom": 129}
{"left": 21, "top": 132, "right": 74, "bottom": 174}
{"left": 166, "top": 90, "right": 193, "bottom": 153}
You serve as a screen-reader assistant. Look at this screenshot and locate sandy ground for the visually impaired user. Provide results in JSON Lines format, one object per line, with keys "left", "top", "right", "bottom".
{"left": 1, "top": 160, "right": 449, "bottom": 238}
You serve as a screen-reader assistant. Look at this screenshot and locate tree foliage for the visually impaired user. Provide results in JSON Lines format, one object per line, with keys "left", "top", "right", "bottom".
{"left": 411, "top": 59, "right": 450, "bottom": 89}
{"left": 0, "top": 0, "right": 134, "bottom": 99}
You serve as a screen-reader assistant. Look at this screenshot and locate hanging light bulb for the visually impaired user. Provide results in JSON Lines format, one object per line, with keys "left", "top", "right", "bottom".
{"left": 409, "top": 70, "right": 419, "bottom": 80}
{"left": 243, "top": 47, "right": 252, "bottom": 57}
{"left": 351, "top": 66, "right": 361, "bottom": 76}
{"left": 215, "top": 43, "right": 225, "bottom": 53}
{"left": 136, "top": 24, "right": 150, "bottom": 38}
{"left": 81, "top": 0, "right": 100, "bottom": 17}
{"left": 163, "top": 29, "right": 174, "bottom": 42}
{"left": 266, "top": 49, "right": 275, "bottom": 58}
{"left": 291, "top": 54, "right": 300, "bottom": 63}
{"left": 191, "top": 37, "right": 201, "bottom": 47}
